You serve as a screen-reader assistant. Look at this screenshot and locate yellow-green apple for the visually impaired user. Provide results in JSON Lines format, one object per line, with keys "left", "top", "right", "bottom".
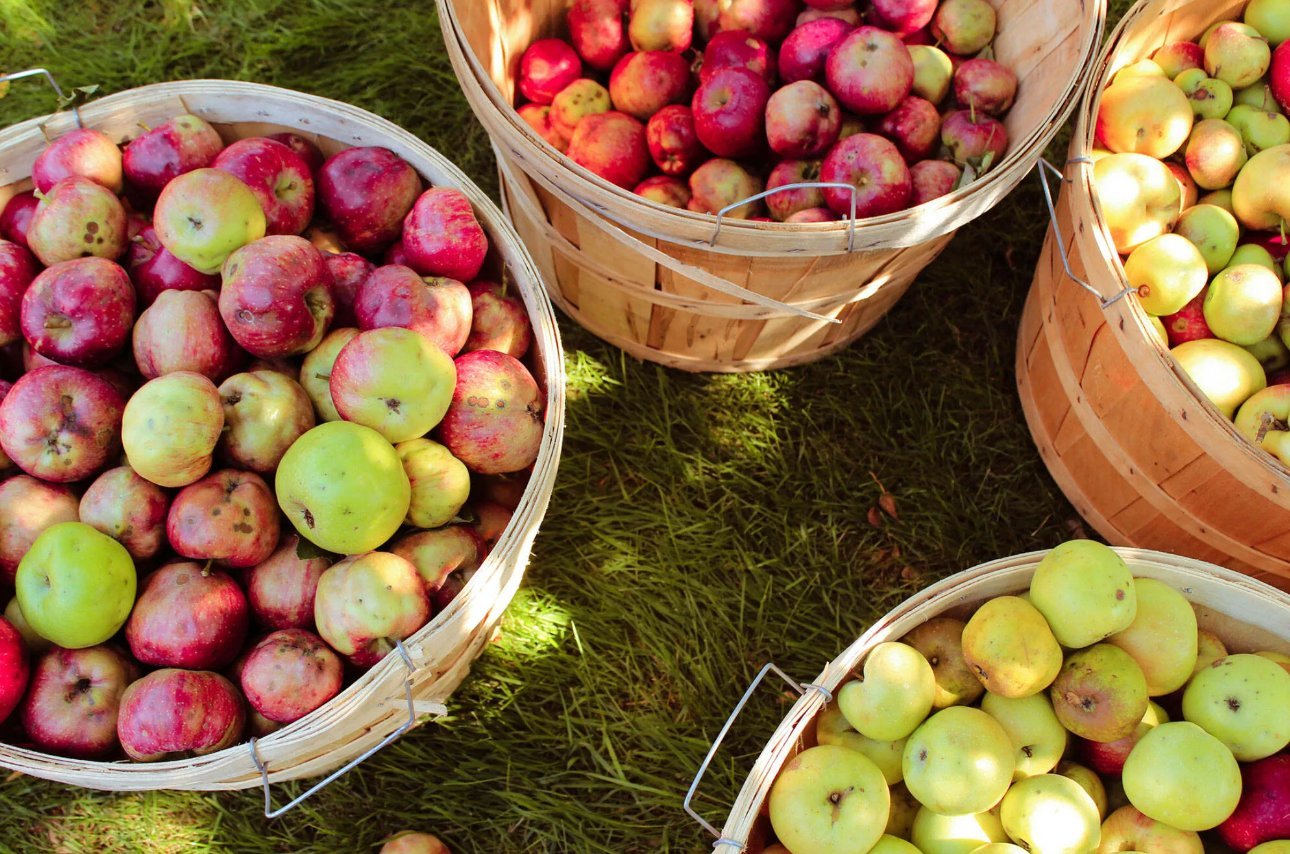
{"left": 1237, "top": 81, "right": 1280, "bottom": 110}
{"left": 0, "top": 365, "right": 124, "bottom": 482}
{"left": 397, "top": 438, "right": 471, "bottom": 529}
{"left": 953, "top": 59, "right": 1017, "bottom": 116}
{"left": 568, "top": 110, "right": 651, "bottom": 189}
{"left": 931, "top": 0, "right": 995, "bottom": 55}
{"left": 390, "top": 526, "right": 482, "bottom": 595}
{"left": 1098, "top": 805, "right": 1203, "bottom": 853}
{"left": 1245, "top": 332, "right": 1290, "bottom": 371}
{"left": 869, "top": 0, "right": 934, "bottom": 35}
{"left": 1152, "top": 42, "right": 1204, "bottom": 79}
{"left": 247, "top": 534, "right": 331, "bottom": 629}
{"left": 1218, "top": 754, "right": 1290, "bottom": 850}
{"left": 941, "top": 110, "right": 1008, "bottom": 171}
{"left": 19, "top": 644, "right": 136, "bottom": 758}
{"left": 1248, "top": 0, "right": 1290, "bottom": 45}
{"left": 1236, "top": 383, "right": 1290, "bottom": 462}
{"left": 837, "top": 641, "right": 936, "bottom": 741}
{"left": 219, "top": 235, "right": 334, "bottom": 358}
{"left": 0, "top": 616, "right": 26, "bottom": 726}
{"left": 1183, "top": 653, "right": 1290, "bottom": 760}
{"left": 1173, "top": 69, "right": 1233, "bottom": 120}
{"left": 1107, "top": 578, "right": 1198, "bottom": 695}
{"left": 212, "top": 137, "right": 315, "bottom": 236}
{"left": 903, "top": 705, "right": 1014, "bottom": 816}
{"left": 911, "top": 160, "right": 963, "bottom": 206}
{"left": 267, "top": 132, "right": 323, "bottom": 172}
{"left": 701, "top": 30, "right": 774, "bottom": 85}
{"left": 122, "top": 114, "right": 224, "bottom": 206}
{"left": 1234, "top": 144, "right": 1290, "bottom": 231}
{"left": 813, "top": 702, "right": 906, "bottom": 783}
{"left": 1050, "top": 644, "right": 1150, "bottom": 743}
{"left": 1095, "top": 75, "right": 1193, "bottom": 158}
{"left": 330, "top": 327, "right": 455, "bottom": 443}
{"left": 314, "top": 551, "right": 429, "bottom": 667}
{"left": 0, "top": 239, "right": 37, "bottom": 347}
{"left": 635, "top": 176, "right": 690, "bottom": 207}
{"left": 645, "top": 105, "right": 702, "bottom": 177}
{"left": 715, "top": 0, "right": 798, "bottom": 43}
{"left": 1249, "top": 845, "right": 1290, "bottom": 854}
{"left": 378, "top": 832, "right": 452, "bottom": 854}
{"left": 910, "top": 806, "right": 1008, "bottom": 854}
{"left": 519, "top": 38, "right": 583, "bottom": 105}
{"left": 1171, "top": 337, "right": 1267, "bottom": 417}
{"left": 1147, "top": 314, "right": 1169, "bottom": 347}
{"left": 1227, "top": 105, "right": 1290, "bottom": 156}
{"left": 0, "top": 476, "right": 78, "bottom": 584}
{"left": 166, "top": 469, "right": 280, "bottom": 567}
{"left": 218, "top": 370, "right": 315, "bottom": 472}
{"left": 866, "top": 837, "right": 920, "bottom": 854}
{"left": 981, "top": 691, "right": 1068, "bottom": 779}
{"left": 126, "top": 560, "right": 249, "bottom": 669}
{"left": 22, "top": 256, "right": 135, "bottom": 367}
{"left": 1001, "top": 774, "right": 1101, "bottom": 854}
{"left": 877, "top": 96, "right": 942, "bottom": 164}
{"left": 122, "top": 371, "right": 225, "bottom": 487}
{"left": 3, "top": 597, "right": 48, "bottom": 654}
{"left": 768, "top": 744, "right": 890, "bottom": 854}
{"left": 0, "top": 191, "right": 38, "bottom": 248}
{"left": 781, "top": 19, "right": 853, "bottom": 87}
{"left": 609, "top": 50, "right": 692, "bottom": 122}
{"left": 1030, "top": 540, "right": 1137, "bottom": 648}
{"left": 116, "top": 668, "right": 245, "bottom": 761}
{"left": 908, "top": 45, "right": 954, "bottom": 103}
{"left": 437, "top": 350, "right": 544, "bottom": 475}
{"left": 1174, "top": 203, "right": 1239, "bottom": 274}
{"left": 688, "top": 158, "right": 765, "bottom": 217}
{"left": 78, "top": 466, "right": 170, "bottom": 560}
{"left": 126, "top": 221, "right": 221, "bottom": 307}
{"left": 239, "top": 628, "right": 342, "bottom": 724}
{"left": 766, "top": 81, "right": 842, "bottom": 159}
{"left": 276, "top": 421, "right": 411, "bottom": 554}
{"left": 300, "top": 327, "right": 359, "bottom": 422}
{"left": 1206, "top": 23, "right": 1271, "bottom": 88}
{"left": 691, "top": 67, "right": 770, "bottom": 158}
{"left": 970, "top": 846, "right": 1027, "bottom": 854}
{"left": 826, "top": 27, "right": 914, "bottom": 116}
{"left": 1057, "top": 761, "right": 1109, "bottom": 818}
{"left": 551, "top": 79, "right": 613, "bottom": 141}
{"left": 1194, "top": 627, "right": 1229, "bottom": 674}
{"left": 962, "top": 595, "right": 1064, "bottom": 698}
{"left": 568, "top": 0, "right": 630, "bottom": 71}
{"left": 1185, "top": 118, "right": 1248, "bottom": 189}
{"left": 15, "top": 521, "right": 136, "bottom": 649}
{"left": 316, "top": 147, "right": 420, "bottom": 254}
{"left": 133, "top": 288, "right": 236, "bottom": 380}
{"left": 1205, "top": 263, "right": 1283, "bottom": 345}
{"left": 901, "top": 616, "right": 983, "bottom": 708}
{"left": 32, "top": 128, "right": 122, "bottom": 194}
{"left": 519, "top": 103, "right": 569, "bottom": 152}
{"left": 1078, "top": 701, "right": 1168, "bottom": 776}
{"left": 154, "top": 168, "right": 266, "bottom": 274}
{"left": 1255, "top": 649, "right": 1290, "bottom": 672}
{"left": 1121, "top": 721, "right": 1242, "bottom": 831}
{"left": 26, "top": 177, "right": 128, "bottom": 265}
{"left": 355, "top": 266, "right": 473, "bottom": 357}
{"left": 401, "top": 188, "right": 488, "bottom": 285}
{"left": 1233, "top": 242, "right": 1284, "bottom": 275}
{"left": 821, "top": 133, "right": 913, "bottom": 216}
{"left": 464, "top": 280, "right": 532, "bottom": 359}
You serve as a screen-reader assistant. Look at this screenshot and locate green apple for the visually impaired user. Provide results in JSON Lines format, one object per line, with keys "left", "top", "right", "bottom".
{"left": 1199, "top": 187, "right": 1236, "bottom": 213}
{"left": 1147, "top": 314, "right": 1168, "bottom": 348}
{"left": 1097, "top": 805, "right": 1204, "bottom": 854}
{"left": 903, "top": 706, "right": 1015, "bottom": 816}
{"left": 1174, "top": 203, "right": 1240, "bottom": 274}
{"left": 1092, "top": 153, "right": 1184, "bottom": 254}
{"left": 961, "top": 596, "right": 1062, "bottom": 698}
{"left": 1244, "top": 332, "right": 1290, "bottom": 372}
{"left": 1050, "top": 644, "right": 1150, "bottom": 742}
{"left": 1107, "top": 577, "right": 1198, "bottom": 696}
{"left": 911, "top": 806, "right": 1008, "bottom": 854}
{"left": 1204, "top": 263, "right": 1283, "bottom": 345}
{"left": 886, "top": 782, "right": 919, "bottom": 839}
{"left": 1194, "top": 627, "right": 1229, "bottom": 675}
{"left": 980, "top": 691, "right": 1068, "bottom": 779}
{"left": 1227, "top": 105, "right": 1290, "bottom": 156}
{"left": 768, "top": 745, "right": 890, "bottom": 854}
{"left": 329, "top": 327, "right": 456, "bottom": 444}
{"left": 299, "top": 327, "right": 359, "bottom": 423}
{"left": 1171, "top": 338, "right": 1268, "bottom": 419}
{"left": 1247, "top": 0, "right": 1290, "bottom": 44}
{"left": 1000, "top": 774, "right": 1100, "bottom": 854}
{"left": 1174, "top": 69, "right": 1234, "bottom": 120}
{"left": 909, "top": 45, "right": 953, "bottom": 103}
{"left": 396, "top": 438, "right": 470, "bottom": 529}
{"left": 276, "top": 421, "right": 411, "bottom": 555}
{"left": 1096, "top": 74, "right": 1194, "bottom": 158}
{"left": 1249, "top": 843, "right": 1290, "bottom": 854}
{"left": 1113, "top": 59, "right": 1167, "bottom": 83}
{"left": 1056, "top": 760, "right": 1108, "bottom": 819}
{"left": 1123, "top": 233, "right": 1209, "bottom": 316}
{"left": 1230, "top": 242, "right": 1284, "bottom": 279}
{"left": 154, "top": 168, "right": 266, "bottom": 274}
{"left": 1121, "top": 721, "right": 1242, "bottom": 831}
{"left": 1182, "top": 652, "right": 1290, "bottom": 760}
{"left": 902, "top": 617, "right": 984, "bottom": 709}
{"left": 868, "top": 835, "right": 920, "bottom": 854}
{"left": 1030, "top": 540, "right": 1137, "bottom": 649}
{"left": 1185, "top": 118, "right": 1248, "bottom": 189}
{"left": 969, "top": 846, "right": 1027, "bottom": 854}
{"left": 1255, "top": 648, "right": 1290, "bottom": 673}
{"left": 815, "top": 703, "right": 906, "bottom": 784}
{"left": 15, "top": 522, "right": 136, "bottom": 649}
{"left": 1235, "top": 81, "right": 1279, "bottom": 110}
{"left": 4, "top": 596, "right": 51, "bottom": 654}
{"left": 838, "top": 641, "right": 936, "bottom": 742}
{"left": 1233, "top": 143, "right": 1290, "bottom": 230}
{"left": 1205, "top": 22, "right": 1271, "bottom": 88}
{"left": 1237, "top": 383, "right": 1290, "bottom": 463}
{"left": 122, "top": 371, "right": 225, "bottom": 488}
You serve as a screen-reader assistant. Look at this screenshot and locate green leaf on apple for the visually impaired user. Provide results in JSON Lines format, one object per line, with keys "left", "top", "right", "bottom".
{"left": 55, "top": 84, "right": 99, "bottom": 110}
{"left": 296, "top": 537, "right": 341, "bottom": 563}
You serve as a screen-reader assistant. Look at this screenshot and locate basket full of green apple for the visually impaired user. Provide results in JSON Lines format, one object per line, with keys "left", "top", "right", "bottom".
{"left": 0, "top": 79, "right": 564, "bottom": 791}
{"left": 694, "top": 541, "right": 1290, "bottom": 853}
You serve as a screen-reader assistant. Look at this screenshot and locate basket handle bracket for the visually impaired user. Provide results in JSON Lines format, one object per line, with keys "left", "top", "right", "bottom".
{"left": 711, "top": 182, "right": 862, "bottom": 252}
{"left": 0, "top": 68, "right": 83, "bottom": 128}
{"left": 1036, "top": 157, "right": 1134, "bottom": 310}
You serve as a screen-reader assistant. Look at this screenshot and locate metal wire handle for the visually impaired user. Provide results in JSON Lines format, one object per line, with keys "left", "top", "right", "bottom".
{"left": 0, "top": 67, "right": 84, "bottom": 128}
{"left": 684, "top": 663, "right": 834, "bottom": 848}
{"left": 710, "top": 182, "right": 863, "bottom": 252}
{"left": 1036, "top": 156, "right": 1135, "bottom": 309}
{"left": 247, "top": 640, "right": 422, "bottom": 819}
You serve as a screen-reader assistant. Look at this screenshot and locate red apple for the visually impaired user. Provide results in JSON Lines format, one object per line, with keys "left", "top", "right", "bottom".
{"left": 1272, "top": 40, "right": 1290, "bottom": 114}
{"left": 766, "top": 159, "right": 828, "bottom": 221}
{"left": 518, "top": 103, "right": 570, "bottom": 153}
{"left": 803, "top": 0, "right": 853, "bottom": 9}
{"left": 356, "top": 264, "right": 474, "bottom": 356}
{"left": 167, "top": 469, "right": 281, "bottom": 568}
{"left": 826, "top": 26, "right": 915, "bottom": 116}
{"left": 629, "top": 0, "right": 693, "bottom": 52}
{"left": 79, "top": 466, "right": 171, "bottom": 560}
{"left": 953, "top": 58, "right": 1019, "bottom": 116}
{"left": 716, "top": 0, "right": 799, "bottom": 43}
{"left": 32, "top": 128, "right": 123, "bottom": 195}
{"left": 1165, "top": 290, "right": 1215, "bottom": 346}
{"left": 116, "top": 668, "right": 246, "bottom": 761}
{"left": 122, "top": 114, "right": 225, "bottom": 207}
{"left": 779, "top": 17, "right": 854, "bottom": 85}
{"left": 266, "top": 132, "right": 325, "bottom": 173}
{"left": 378, "top": 833, "right": 452, "bottom": 854}
{"left": 126, "top": 222, "right": 220, "bottom": 307}
{"left": 0, "top": 617, "right": 27, "bottom": 726}
{"left": 820, "top": 133, "right": 913, "bottom": 216}
{"left": 1218, "top": 753, "right": 1290, "bottom": 850}
{"left": 401, "top": 188, "right": 489, "bottom": 284}
{"left": 941, "top": 109, "right": 1009, "bottom": 170}
{"left": 0, "top": 240, "right": 38, "bottom": 347}
{"left": 786, "top": 207, "right": 839, "bottom": 222}
{"left": 647, "top": 105, "right": 704, "bottom": 177}
{"left": 213, "top": 137, "right": 315, "bottom": 236}
{"left": 869, "top": 0, "right": 934, "bottom": 35}
{"left": 568, "top": 0, "right": 630, "bottom": 71}
{"left": 688, "top": 158, "right": 765, "bottom": 218}
{"left": 568, "top": 111, "right": 651, "bottom": 189}
{"left": 26, "top": 176, "right": 128, "bottom": 265}
{"left": 0, "top": 365, "right": 124, "bottom": 483}
{"left": 910, "top": 159, "right": 962, "bottom": 205}
{"left": 0, "top": 476, "right": 79, "bottom": 583}
{"left": 317, "top": 147, "right": 421, "bottom": 254}
{"left": 239, "top": 628, "right": 343, "bottom": 724}
{"left": 324, "top": 251, "right": 375, "bottom": 328}
{"left": 247, "top": 534, "right": 331, "bottom": 630}
{"left": 132, "top": 288, "right": 236, "bottom": 380}
{"left": 390, "top": 526, "right": 483, "bottom": 594}
{"left": 432, "top": 572, "right": 469, "bottom": 612}
{"left": 766, "top": 80, "right": 842, "bottom": 158}
{"left": 876, "top": 96, "right": 942, "bottom": 163}
{"left": 477, "top": 472, "right": 529, "bottom": 510}
{"left": 609, "top": 50, "right": 693, "bottom": 121}
{"left": 21, "top": 257, "right": 134, "bottom": 367}
{"left": 635, "top": 175, "right": 693, "bottom": 207}
{"left": 520, "top": 38, "right": 584, "bottom": 105}
{"left": 219, "top": 370, "right": 316, "bottom": 472}
{"left": 219, "top": 235, "right": 335, "bottom": 358}
{"left": 464, "top": 279, "right": 534, "bottom": 359}
{"left": 314, "top": 552, "right": 430, "bottom": 668}
{"left": 0, "top": 192, "right": 39, "bottom": 248}
{"left": 701, "top": 31, "right": 776, "bottom": 85}
{"left": 126, "top": 561, "right": 250, "bottom": 669}
{"left": 692, "top": 68, "right": 771, "bottom": 159}
{"left": 1152, "top": 42, "right": 1205, "bottom": 79}
{"left": 438, "top": 350, "right": 545, "bottom": 475}
{"left": 471, "top": 499, "right": 514, "bottom": 551}
{"left": 21, "top": 645, "right": 136, "bottom": 758}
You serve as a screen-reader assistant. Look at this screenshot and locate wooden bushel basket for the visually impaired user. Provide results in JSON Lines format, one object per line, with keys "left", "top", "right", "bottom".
{"left": 0, "top": 79, "right": 566, "bottom": 798}
{"left": 687, "top": 548, "right": 1290, "bottom": 852}
{"left": 1017, "top": 0, "right": 1290, "bottom": 591}
{"left": 436, "top": 0, "right": 1107, "bottom": 372}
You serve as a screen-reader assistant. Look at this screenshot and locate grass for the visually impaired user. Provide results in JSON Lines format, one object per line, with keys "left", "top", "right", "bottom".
{"left": 0, "top": 0, "right": 1130, "bottom": 851}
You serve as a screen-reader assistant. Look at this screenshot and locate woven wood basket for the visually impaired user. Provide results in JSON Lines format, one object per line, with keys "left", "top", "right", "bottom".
{"left": 0, "top": 80, "right": 566, "bottom": 793}
{"left": 689, "top": 548, "right": 1290, "bottom": 852}
{"left": 1017, "top": 0, "right": 1290, "bottom": 592}
{"left": 436, "top": 0, "right": 1106, "bottom": 372}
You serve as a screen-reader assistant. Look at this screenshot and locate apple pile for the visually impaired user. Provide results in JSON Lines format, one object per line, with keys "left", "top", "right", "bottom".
{"left": 764, "top": 540, "right": 1290, "bottom": 854}
{"left": 510, "top": 0, "right": 1019, "bottom": 222}
{"left": 0, "top": 113, "right": 546, "bottom": 762}
{"left": 1087, "top": 2, "right": 1290, "bottom": 468}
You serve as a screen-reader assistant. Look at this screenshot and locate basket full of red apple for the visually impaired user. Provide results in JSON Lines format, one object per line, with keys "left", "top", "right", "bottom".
{"left": 0, "top": 79, "right": 565, "bottom": 792}
{"left": 689, "top": 541, "right": 1290, "bottom": 853}
{"left": 435, "top": 0, "right": 1105, "bottom": 371}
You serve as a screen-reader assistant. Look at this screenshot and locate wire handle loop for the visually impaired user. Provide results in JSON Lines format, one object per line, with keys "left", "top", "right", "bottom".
{"left": 1036, "top": 157, "right": 1134, "bottom": 309}
{"left": 711, "top": 182, "right": 861, "bottom": 252}
{"left": 0, "top": 68, "right": 83, "bottom": 128}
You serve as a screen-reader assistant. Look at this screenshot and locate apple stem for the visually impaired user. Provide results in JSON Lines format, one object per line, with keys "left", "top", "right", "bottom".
{"left": 201, "top": 559, "right": 214, "bottom": 577}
